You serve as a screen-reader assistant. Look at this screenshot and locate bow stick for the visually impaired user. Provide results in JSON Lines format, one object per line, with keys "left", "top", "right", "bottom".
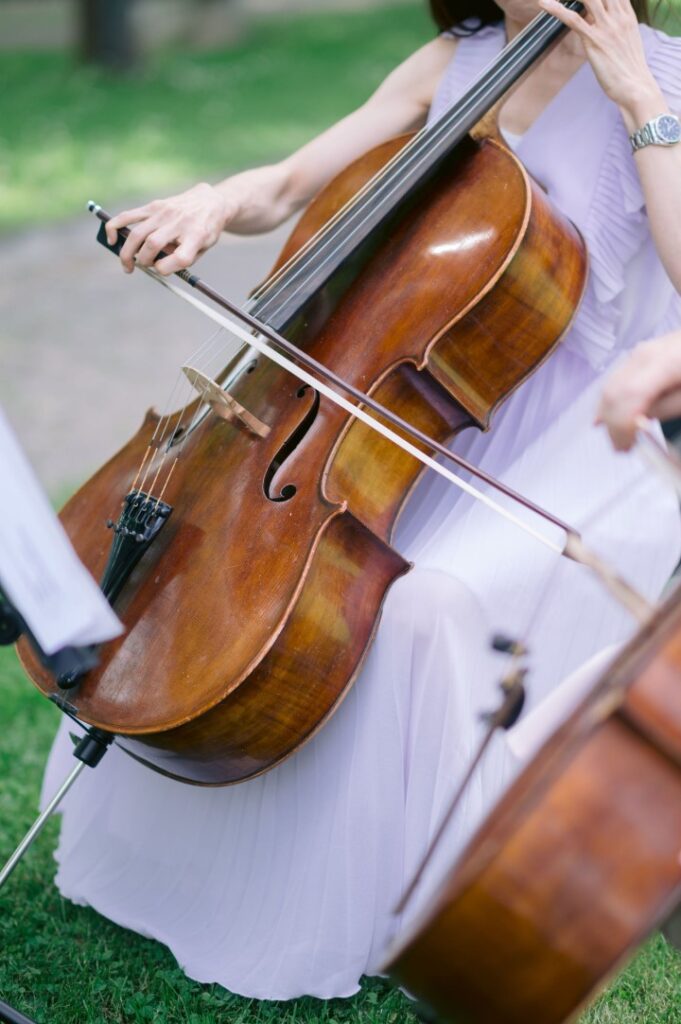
{"left": 393, "top": 419, "right": 681, "bottom": 916}
{"left": 635, "top": 415, "right": 681, "bottom": 498}
{"left": 88, "top": 202, "right": 653, "bottom": 624}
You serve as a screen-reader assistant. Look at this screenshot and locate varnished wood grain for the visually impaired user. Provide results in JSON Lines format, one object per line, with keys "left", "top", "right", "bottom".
{"left": 19, "top": 132, "right": 587, "bottom": 784}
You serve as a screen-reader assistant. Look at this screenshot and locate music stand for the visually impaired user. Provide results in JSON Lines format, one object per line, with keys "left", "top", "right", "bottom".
{"left": 0, "top": 588, "right": 114, "bottom": 1024}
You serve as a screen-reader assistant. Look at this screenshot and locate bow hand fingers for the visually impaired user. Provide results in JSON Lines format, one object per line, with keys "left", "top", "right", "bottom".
{"left": 118, "top": 221, "right": 161, "bottom": 273}
{"left": 105, "top": 205, "right": 155, "bottom": 247}
{"left": 136, "top": 229, "right": 181, "bottom": 268}
{"left": 154, "top": 240, "right": 203, "bottom": 276}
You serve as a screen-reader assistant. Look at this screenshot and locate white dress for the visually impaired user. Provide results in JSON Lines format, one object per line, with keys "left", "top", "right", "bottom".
{"left": 42, "top": 22, "right": 681, "bottom": 1000}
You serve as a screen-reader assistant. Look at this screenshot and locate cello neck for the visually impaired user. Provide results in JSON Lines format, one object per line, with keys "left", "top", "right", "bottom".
{"left": 436, "top": 2, "right": 584, "bottom": 143}
{"left": 252, "top": 3, "right": 583, "bottom": 334}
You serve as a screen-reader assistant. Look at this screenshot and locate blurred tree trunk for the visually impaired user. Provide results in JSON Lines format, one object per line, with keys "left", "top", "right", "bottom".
{"left": 78, "top": 0, "right": 137, "bottom": 70}
{"left": 188, "top": 0, "right": 247, "bottom": 48}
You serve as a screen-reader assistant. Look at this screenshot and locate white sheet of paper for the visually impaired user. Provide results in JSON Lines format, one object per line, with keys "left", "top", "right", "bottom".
{"left": 0, "top": 406, "right": 123, "bottom": 654}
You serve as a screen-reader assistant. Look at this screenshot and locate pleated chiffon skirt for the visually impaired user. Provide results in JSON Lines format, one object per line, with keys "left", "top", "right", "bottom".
{"left": 42, "top": 344, "right": 681, "bottom": 999}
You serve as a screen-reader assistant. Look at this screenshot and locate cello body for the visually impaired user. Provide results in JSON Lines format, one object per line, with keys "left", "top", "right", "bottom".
{"left": 20, "top": 133, "right": 586, "bottom": 785}
{"left": 386, "top": 583, "right": 681, "bottom": 1024}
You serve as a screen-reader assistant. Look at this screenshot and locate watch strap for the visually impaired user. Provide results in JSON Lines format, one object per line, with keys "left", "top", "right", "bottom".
{"left": 630, "top": 114, "right": 681, "bottom": 152}
{"left": 630, "top": 123, "right": 654, "bottom": 151}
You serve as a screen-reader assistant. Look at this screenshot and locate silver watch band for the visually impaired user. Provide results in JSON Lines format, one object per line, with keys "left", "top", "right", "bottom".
{"left": 630, "top": 113, "right": 681, "bottom": 153}
{"left": 630, "top": 123, "right": 655, "bottom": 151}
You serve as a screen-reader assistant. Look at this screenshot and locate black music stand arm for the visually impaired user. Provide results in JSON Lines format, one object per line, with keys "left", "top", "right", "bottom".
{"left": 0, "top": 588, "right": 99, "bottom": 689}
{"left": 0, "top": 587, "right": 114, "bottom": 1024}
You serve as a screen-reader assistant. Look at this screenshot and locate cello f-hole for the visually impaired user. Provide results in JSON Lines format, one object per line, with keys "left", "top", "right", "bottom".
{"left": 263, "top": 385, "right": 321, "bottom": 503}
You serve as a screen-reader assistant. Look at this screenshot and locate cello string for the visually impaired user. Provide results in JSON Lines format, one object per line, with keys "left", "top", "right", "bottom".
{"left": 152, "top": 326, "right": 227, "bottom": 446}
{"left": 249, "top": 10, "right": 563, "bottom": 310}
{"left": 125, "top": 324, "right": 230, "bottom": 499}
{"left": 162, "top": 321, "right": 263, "bottom": 451}
{"left": 242, "top": 13, "right": 554, "bottom": 315}
{"left": 153, "top": 328, "right": 235, "bottom": 447}
{"left": 127, "top": 322, "right": 253, "bottom": 517}
{"left": 202, "top": 340, "right": 243, "bottom": 379}
{"left": 152, "top": 331, "right": 259, "bottom": 480}
{"left": 175, "top": 337, "right": 250, "bottom": 443}
{"left": 133, "top": 357, "right": 222, "bottom": 518}
{"left": 108, "top": 7, "right": 568, "bottom": 503}
{"left": 134, "top": 405, "right": 190, "bottom": 521}
{"left": 154, "top": 325, "right": 229, "bottom": 442}
{"left": 154, "top": 457, "right": 179, "bottom": 511}
{"left": 100, "top": 11, "right": 574, "bottom": 513}
{"left": 129, "top": 446, "right": 153, "bottom": 495}
{"left": 251, "top": 10, "right": 570, "bottom": 318}
{"left": 134, "top": 3, "right": 560, "bottom": 474}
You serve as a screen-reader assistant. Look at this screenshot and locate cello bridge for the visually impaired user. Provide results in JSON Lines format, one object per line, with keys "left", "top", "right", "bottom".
{"left": 182, "top": 364, "right": 270, "bottom": 438}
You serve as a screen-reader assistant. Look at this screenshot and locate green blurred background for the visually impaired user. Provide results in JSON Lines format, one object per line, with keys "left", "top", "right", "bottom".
{"left": 1, "top": 2, "right": 681, "bottom": 1023}
{"left": 1, "top": 0, "right": 679, "bottom": 235}
{"left": 0, "top": 0, "right": 438, "bottom": 233}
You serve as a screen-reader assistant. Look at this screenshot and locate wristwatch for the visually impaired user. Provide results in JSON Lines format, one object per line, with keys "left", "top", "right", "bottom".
{"left": 629, "top": 113, "right": 681, "bottom": 152}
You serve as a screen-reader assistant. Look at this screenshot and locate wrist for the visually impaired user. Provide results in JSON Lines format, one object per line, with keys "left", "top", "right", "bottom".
{"left": 212, "top": 164, "right": 295, "bottom": 233}
{"left": 619, "top": 82, "right": 669, "bottom": 134}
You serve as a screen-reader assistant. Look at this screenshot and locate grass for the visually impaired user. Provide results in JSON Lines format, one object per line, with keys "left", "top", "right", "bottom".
{"left": 0, "top": 657, "right": 417, "bottom": 1024}
{"left": 0, "top": 3, "right": 434, "bottom": 234}
{"left": 1, "top": 640, "right": 680, "bottom": 1023}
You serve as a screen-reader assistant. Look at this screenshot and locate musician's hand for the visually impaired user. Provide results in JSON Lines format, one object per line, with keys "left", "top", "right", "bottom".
{"left": 537, "top": 0, "right": 666, "bottom": 119}
{"left": 105, "top": 183, "right": 229, "bottom": 275}
{"left": 596, "top": 331, "right": 681, "bottom": 451}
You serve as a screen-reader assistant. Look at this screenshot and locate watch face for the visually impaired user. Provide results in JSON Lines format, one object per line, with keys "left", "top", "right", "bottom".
{"left": 657, "top": 115, "right": 681, "bottom": 143}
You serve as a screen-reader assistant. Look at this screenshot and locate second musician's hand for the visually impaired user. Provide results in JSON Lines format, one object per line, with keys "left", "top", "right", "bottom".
{"left": 597, "top": 330, "right": 681, "bottom": 450}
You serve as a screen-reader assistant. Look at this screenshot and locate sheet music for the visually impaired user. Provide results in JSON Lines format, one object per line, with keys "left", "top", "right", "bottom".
{"left": 0, "top": 406, "right": 123, "bottom": 654}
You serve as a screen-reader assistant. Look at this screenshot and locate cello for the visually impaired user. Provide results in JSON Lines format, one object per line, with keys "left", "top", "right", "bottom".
{"left": 18, "top": 6, "right": 593, "bottom": 785}
{"left": 385, "top": 559, "right": 681, "bottom": 1024}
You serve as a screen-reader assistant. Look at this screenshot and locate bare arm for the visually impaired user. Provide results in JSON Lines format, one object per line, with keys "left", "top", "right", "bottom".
{"left": 106, "top": 35, "right": 456, "bottom": 275}
{"left": 621, "top": 93, "right": 681, "bottom": 295}
{"left": 540, "top": 0, "right": 681, "bottom": 292}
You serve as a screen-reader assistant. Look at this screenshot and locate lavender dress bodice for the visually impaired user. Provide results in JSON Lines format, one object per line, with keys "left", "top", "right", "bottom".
{"left": 428, "top": 23, "right": 681, "bottom": 369}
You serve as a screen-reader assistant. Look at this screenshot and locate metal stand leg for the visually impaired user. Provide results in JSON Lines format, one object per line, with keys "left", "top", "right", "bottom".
{"left": 0, "top": 760, "right": 86, "bottom": 892}
{"left": 0, "top": 556, "right": 113, "bottom": 1024}
{"left": 1, "top": 724, "right": 112, "bottom": 892}
{"left": 0, "top": 727, "right": 113, "bottom": 1024}
{"left": 0, "top": 1000, "right": 40, "bottom": 1024}
{"left": 0, "top": 761, "right": 86, "bottom": 1024}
